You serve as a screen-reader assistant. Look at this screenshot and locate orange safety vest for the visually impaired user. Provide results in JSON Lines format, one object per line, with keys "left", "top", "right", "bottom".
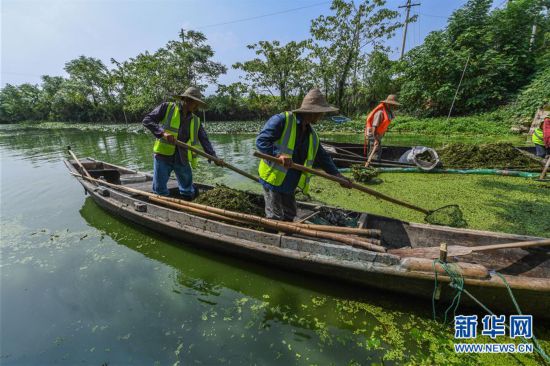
{"left": 365, "top": 103, "right": 392, "bottom": 136}
{"left": 364, "top": 103, "right": 392, "bottom": 156}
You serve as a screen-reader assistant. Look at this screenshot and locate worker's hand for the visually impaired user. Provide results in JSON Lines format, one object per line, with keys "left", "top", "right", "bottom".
{"left": 278, "top": 154, "right": 292, "bottom": 168}
{"left": 213, "top": 159, "right": 224, "bottom": 167}
{"left": 337, "top": 174, "right": 353, "bottom": 188}
{"left": 162, "top": 132, "right": 175, "bottom": 144}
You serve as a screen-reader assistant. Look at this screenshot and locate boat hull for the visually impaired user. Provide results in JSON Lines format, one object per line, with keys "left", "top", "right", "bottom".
{"left": 65, "top": 158, "right": 550, "bottom": 320}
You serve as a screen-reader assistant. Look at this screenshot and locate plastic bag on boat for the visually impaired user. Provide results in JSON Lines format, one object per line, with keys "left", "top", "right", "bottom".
{"left": 398, "top": 146, "right": 440, "bottom": 171}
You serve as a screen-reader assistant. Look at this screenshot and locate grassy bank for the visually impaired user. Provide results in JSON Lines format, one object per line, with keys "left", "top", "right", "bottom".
{"left": 307, "top": 172, "right": 550, "bottom": 238}
{"left": 11, "top": 111, "right": 519, "bottom": 136}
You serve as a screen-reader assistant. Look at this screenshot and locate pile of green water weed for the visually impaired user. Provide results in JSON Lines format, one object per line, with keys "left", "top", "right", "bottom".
{"left": 195, "top": 185, "right": 264, "bottom": 216}
{"left": 351, "top": 165, "right": 380, "bottom": 183}
{"left": 439, "top": 143, "right": 541, "bottom": 169}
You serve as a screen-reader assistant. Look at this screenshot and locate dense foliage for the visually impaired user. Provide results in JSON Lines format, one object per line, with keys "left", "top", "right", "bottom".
{"left": 1, "top": 0, "right": 548, "bottom": 124}
{"left": 398, "top": 0, "right": 549, "bottom": 117}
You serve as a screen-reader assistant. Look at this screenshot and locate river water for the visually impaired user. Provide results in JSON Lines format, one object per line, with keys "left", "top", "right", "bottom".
{"left": 0, "top": 124, "right": 546, "bottom": 365}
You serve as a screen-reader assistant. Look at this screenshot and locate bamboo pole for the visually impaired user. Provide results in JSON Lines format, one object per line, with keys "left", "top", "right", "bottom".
{"left": 253, "top": 151, "right": 431, "bottom": 215}
{"left": 539, "top": 157, "right": 550, "bottom": 180}
{"left": 67, "top": 146, "right": 92, "bottom": 178}
{"left": 70, "top": 172, "right": 386, "bottom": 252}
{"left": 166, "top": 138, "right": 260, "bottom": 183}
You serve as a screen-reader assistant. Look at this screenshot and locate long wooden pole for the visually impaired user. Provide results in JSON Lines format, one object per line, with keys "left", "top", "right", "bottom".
{"left": 471, "top": 238, "right": 550, "bottom": 253}
{"left": 83, "top": 158, "right": 380, "bottom": 237}
{"left": 69, "top": 172, "right": 386, "bottom": 252}
{"left": 390, "top": 238, "right": 550, "bottom": 258}
{"left": 539, "top": 157, "right": 550, "bottom": 180}
{"left": 253, "top": 151, "right": 431, "bottom": 215}
{"left": 323, "top": 143, "right": 413, "bottom": 167}
{"left": 166, "top": 138, "right": 259, "bottom": 183}
{"left": 67, "top": 146, "right": 92, "bottom": 178}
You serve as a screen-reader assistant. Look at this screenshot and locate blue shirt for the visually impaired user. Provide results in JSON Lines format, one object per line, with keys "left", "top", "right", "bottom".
{"left": 256, "top": 113, "right": 340, "bottom": 193}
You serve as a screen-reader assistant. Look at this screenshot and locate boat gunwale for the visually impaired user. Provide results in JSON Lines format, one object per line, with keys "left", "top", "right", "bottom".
{"left": 64, "top": 159, "right": 549, "bottom": 290}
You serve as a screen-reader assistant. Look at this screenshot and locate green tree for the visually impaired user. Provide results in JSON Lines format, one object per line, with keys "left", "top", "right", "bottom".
{"left": 233, "top": 40, "right": 312, "bottom": 107}
{"left": 120, "top": 29, "right": 227, "bottom": 116}
{"left": 309, "top": 0, "right": 402, "bottom": 112}
{"left": 0, "top": 83, "right": 44, "bottom": 122}
{"left": 399, "top": 0, "right": 549, "bottom": 116}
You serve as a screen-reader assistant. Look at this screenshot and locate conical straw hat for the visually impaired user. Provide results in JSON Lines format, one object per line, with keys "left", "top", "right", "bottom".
{"left": 173, "top": 87, "right": 207, "bottom": 107}
{"left": 292, "top": 88, "right": 339, "bottom": 113}
{"left": 380, "top": 94, "right": 401, "bottom": 106}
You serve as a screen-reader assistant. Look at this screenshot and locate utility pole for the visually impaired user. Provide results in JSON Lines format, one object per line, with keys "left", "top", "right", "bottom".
{"left": 399, "top": 0, "right": 420, "bottom": 60}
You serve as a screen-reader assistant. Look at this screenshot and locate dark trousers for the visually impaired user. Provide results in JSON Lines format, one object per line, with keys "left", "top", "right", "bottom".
{"left": 263, "top": 187, "right": 297, "bottom": 222}
{"left": 535, "top": 144, "right": 548, "bottom": 158}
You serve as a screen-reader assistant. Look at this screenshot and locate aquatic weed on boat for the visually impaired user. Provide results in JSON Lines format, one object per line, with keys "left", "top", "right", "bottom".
{"left": 195, "top": 185, "right": 264, "bottom": 216}
{"left": 438, "top": 143, "right": 540, "bottom": 169}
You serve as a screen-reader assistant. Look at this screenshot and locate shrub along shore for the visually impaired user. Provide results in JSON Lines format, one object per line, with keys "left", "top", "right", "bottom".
{"left": 7, "top": 111, "right": 525, "bottom": 136}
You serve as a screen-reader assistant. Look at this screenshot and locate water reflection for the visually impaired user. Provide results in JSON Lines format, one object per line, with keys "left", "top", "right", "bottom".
{"left": 77, "top": 197, "right": 436, "bottom": 365}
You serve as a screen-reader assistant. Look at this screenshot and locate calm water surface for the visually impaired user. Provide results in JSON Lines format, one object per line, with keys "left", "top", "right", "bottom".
{"left": 0, "top": 124, "right": 546, "bottom": 365}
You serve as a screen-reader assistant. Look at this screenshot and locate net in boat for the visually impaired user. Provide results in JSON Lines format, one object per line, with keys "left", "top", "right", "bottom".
{"left": 425, "top": 205, "right": 467, "bottom": 228}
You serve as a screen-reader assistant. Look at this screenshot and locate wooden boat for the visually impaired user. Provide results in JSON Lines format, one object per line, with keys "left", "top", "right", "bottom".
{"left": 65, "top": 158, "right": 550, "bottom": 319}
{"left": 322, "top": 140, "right": 539, "bottom": 168}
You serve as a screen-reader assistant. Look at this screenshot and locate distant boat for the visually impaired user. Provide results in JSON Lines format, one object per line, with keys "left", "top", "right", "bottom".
{"left": 330, "top": 116, "right": 351, "bottom": 123}
{"left": 322, "top": 140, "right": 540, "bottom": 169}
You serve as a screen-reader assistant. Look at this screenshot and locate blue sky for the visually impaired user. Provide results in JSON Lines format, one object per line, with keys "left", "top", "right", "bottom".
{"left": 1, "top": 0, "right": 503, "bottom": 92}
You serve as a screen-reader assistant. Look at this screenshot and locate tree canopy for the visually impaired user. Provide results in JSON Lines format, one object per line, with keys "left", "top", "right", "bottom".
{"left": 1, "top": 0, "right": 548, "bottom": 123}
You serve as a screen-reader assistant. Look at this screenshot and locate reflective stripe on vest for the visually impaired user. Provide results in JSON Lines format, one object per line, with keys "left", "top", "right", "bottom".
{"left": 258, "top": 112, "right": 320, "bottom": 193}
{"left": 297, "top": 128, "right": 320, "bottom": 194}
{"left": 532, "top": 128, "right": 544, "bottom": 146}
{"left": 153, "top": 102, "right": 201, "bottom": 168}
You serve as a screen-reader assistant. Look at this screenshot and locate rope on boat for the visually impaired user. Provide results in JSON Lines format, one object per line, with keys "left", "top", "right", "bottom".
{"left": 431, "top": 259, "right": 464, "bottom": 324}
{"left": 431, "top": 260, "right": 550, "bottom": 362}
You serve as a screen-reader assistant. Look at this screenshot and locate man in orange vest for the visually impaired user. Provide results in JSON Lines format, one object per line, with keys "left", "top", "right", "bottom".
{"left": 364, "top": 94, "right": 401, "bottom": 167}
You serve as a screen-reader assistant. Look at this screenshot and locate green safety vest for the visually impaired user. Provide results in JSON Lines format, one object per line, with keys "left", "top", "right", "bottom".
{"left": 258, "top": 112, "right": 320, "bottom": 194}
{"left": 532, "top": 127, "right": 544, "bottom": 146}
{"left": 153, "top": 102, "right": 201, "bottom": 168}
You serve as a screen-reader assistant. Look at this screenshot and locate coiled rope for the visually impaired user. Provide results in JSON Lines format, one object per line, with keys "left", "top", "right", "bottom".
{"left": 432, "top": 260, "right": 550, "bottom": 363}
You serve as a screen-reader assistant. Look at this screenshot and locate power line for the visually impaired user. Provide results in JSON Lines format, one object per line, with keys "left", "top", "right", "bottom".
{"left": 195, "top": 1, "right": 330, "bottom": 29}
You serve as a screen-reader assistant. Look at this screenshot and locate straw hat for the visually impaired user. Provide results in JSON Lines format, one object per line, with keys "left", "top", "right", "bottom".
{"left": 380, "top": 94, "right": 401, "bottom": 106}
{"left": 174, "top": 87, "right": 207, "bottom": 107}
{"left": 292, "top": 88, "right": 339, "bottom": 113}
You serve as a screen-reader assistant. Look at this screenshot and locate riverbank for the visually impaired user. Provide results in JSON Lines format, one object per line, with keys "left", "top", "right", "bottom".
{"left": 7, "top": 111, "right": 521, "bottom": 136}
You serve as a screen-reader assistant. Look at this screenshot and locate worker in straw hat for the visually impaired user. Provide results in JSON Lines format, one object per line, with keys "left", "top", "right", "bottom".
{"left": 143, "top": 87, "right": 219, "bottom": 199}
{"left": 364, "top": 94, "right": 401, "bottom": 167}
{"left": 256, "top": 88, "right": 352, "bottom": 222}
